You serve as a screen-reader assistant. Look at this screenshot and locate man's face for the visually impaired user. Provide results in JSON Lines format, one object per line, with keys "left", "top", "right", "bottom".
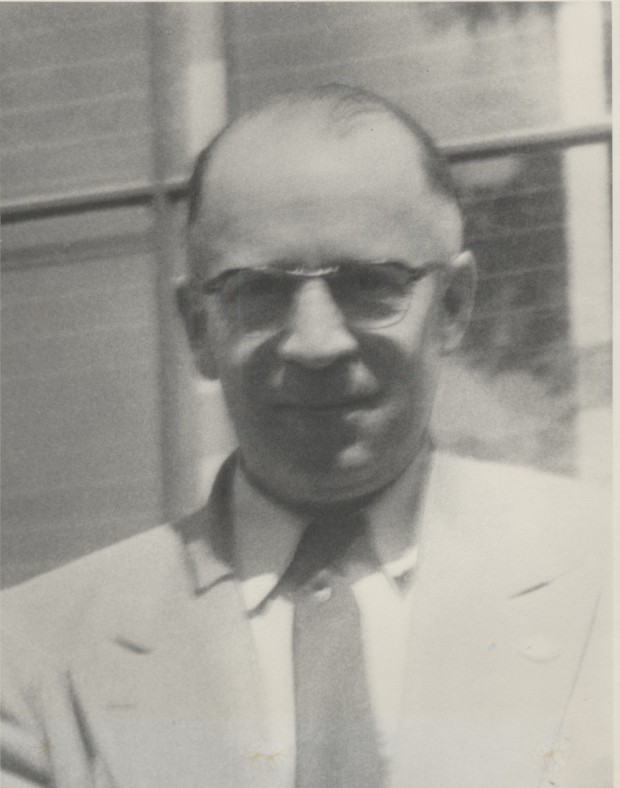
{"left": 188, "top": 115, "right": 472, "bottom": 507}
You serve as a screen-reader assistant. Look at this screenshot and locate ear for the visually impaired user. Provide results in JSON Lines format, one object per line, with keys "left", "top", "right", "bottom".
{"left": 440, "top": 250, "right": 477, "bottom": 352}
{"left": 175, "top": 280, "right": 219, "bottom": 380}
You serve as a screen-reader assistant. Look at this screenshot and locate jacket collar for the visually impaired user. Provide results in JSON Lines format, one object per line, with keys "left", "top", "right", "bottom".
{"left": 181, "top": 446, "right": 434, "bottom": 612}
{"left": 171, "top": 449, "right": 578, "bottom": 605}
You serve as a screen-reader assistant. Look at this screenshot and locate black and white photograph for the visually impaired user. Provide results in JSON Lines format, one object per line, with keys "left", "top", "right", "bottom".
{"left": 0, "top": 3, "right": 613, "bottom": 787}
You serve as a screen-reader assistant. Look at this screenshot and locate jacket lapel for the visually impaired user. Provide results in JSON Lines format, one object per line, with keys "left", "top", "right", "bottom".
{"left": 68, "top": 457, "right": 275, "bottom": 788}
{"left": 391, "top": 455, "right": 604, "bottom": 788}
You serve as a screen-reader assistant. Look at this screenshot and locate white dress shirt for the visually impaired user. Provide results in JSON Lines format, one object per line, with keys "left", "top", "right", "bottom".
{"left": 232, "top": 453, "right": 431, "bottom": 787}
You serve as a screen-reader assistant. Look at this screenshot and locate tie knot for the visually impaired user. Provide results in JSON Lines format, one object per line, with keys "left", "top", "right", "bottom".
{"left": 283, "top": 509, "right": 368, "bottom": 591}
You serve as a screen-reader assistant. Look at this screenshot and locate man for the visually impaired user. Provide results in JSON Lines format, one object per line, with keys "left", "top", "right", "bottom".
{"left": 2, "top": 86, "right": 611, "bottom": 788}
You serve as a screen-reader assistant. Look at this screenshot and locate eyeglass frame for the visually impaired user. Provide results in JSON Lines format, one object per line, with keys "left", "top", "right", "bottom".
{"left": 191, "top": 258, "right": 451, "bottom": 330}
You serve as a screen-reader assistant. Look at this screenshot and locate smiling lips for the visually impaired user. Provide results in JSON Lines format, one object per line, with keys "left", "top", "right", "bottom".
{"left": 271, "top": 394, "right": 381, "bottom": 412}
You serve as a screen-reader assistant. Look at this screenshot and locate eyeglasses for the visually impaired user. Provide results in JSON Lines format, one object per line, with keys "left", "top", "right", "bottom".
{"left": 197, "top": 260, "right": 445, "bottom": 330}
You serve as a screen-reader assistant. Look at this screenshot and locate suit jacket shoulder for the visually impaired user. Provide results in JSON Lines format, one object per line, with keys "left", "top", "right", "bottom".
{"left": 2, "top": 454, "right": 230, "bottom": 666}
{"left": 2, "top": 526, "right": 187, "bottom": 676}
{"left": 430, "top": 452, "right": 609, "bottom": 585}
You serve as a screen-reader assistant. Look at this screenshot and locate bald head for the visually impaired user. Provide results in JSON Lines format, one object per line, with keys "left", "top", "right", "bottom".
{"left": 186, "top": 84, "right": 460, "bottom": 232}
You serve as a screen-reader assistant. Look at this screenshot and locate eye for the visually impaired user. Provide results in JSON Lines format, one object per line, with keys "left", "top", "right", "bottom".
{"left": 217, "top": 270, "right": 279, "bottom": 302}
{"left": 337, "top": 264, "right": 406, "bottom": 297}
{"left": 352, "top": 267, "right": 389, "bottom": 292}
{"left": 236, "top": 270, "right": 279, "bottom": 297}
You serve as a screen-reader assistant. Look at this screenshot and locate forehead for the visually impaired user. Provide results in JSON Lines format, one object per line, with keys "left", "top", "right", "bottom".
{"left": 192, "top": 111, "right": 461, "bottom": 268}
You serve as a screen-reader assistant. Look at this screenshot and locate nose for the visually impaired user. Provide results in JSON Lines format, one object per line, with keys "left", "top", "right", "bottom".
{"left": 278, "top": 279, "right": 359, "bottom": 369}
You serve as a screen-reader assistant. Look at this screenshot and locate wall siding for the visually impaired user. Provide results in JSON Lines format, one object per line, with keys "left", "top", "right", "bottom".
{"left": 1, "top": 4, "right": 162, "bottom": 587}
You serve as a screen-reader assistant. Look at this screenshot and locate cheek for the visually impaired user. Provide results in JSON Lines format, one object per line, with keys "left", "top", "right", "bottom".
{"left": 211, "top": 330, "right": 283, "bottom": 426}
{"left": 209, "top": 315, "right": 275, "bottom": 380}
{"left": 362, "top": 311, "right": 444, "bottom": 435}
{"left": 361, "top": 300, "right": 442, "bottom": 388}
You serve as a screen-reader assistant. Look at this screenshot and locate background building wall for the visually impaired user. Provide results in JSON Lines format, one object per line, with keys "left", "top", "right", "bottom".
{"left": 1, "top": 2, "right": 611, "bottom": 587}
{"left": 226, "top": 2, "right": 565, "bottom": 135}
{"left": 1, "top": 4, "right": 161, "bottom": 585}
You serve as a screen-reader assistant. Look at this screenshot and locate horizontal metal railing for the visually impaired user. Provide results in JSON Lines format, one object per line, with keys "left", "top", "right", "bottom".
{"left": 442, "top": 119, "right": 611, "bottom": 161}
{"left": 0, "top": 119, "right": 611, "bottom": 225}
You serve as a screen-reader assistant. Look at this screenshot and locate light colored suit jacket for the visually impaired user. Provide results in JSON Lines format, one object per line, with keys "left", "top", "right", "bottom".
{"left": 1, "top": 453, "right": 611, "bottom": 788}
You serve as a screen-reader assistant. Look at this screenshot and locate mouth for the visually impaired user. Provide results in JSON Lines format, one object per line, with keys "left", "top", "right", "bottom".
{"left": 272, "top": 395, "right": 381, "bottom": 413}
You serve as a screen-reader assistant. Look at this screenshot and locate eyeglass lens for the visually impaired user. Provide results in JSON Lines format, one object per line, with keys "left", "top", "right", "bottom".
{"left": 213, "top": 263, "right": 424, "bottom": 330}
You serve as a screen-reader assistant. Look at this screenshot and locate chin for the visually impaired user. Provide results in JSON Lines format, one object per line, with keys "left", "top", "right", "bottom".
{"left": 333, "top": 442, "right": 375, "bottom": 472}
{"left": 246, "top": 416, "right": 423, "bottom": 505}
{"left": 293, "top": 445, "right": 401, "bottom": 506}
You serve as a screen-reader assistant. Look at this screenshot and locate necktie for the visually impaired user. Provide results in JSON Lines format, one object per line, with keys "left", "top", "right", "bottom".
{"left": 283, "top": 511, "right": 387, "bottom": 788}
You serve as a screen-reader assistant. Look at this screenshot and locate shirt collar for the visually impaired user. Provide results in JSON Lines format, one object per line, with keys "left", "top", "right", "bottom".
{"left": 233, "top": 468, "right": 307, "bottom": 608}
{"left": 233, "top": 447, "right": 432, "bottom": 610}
